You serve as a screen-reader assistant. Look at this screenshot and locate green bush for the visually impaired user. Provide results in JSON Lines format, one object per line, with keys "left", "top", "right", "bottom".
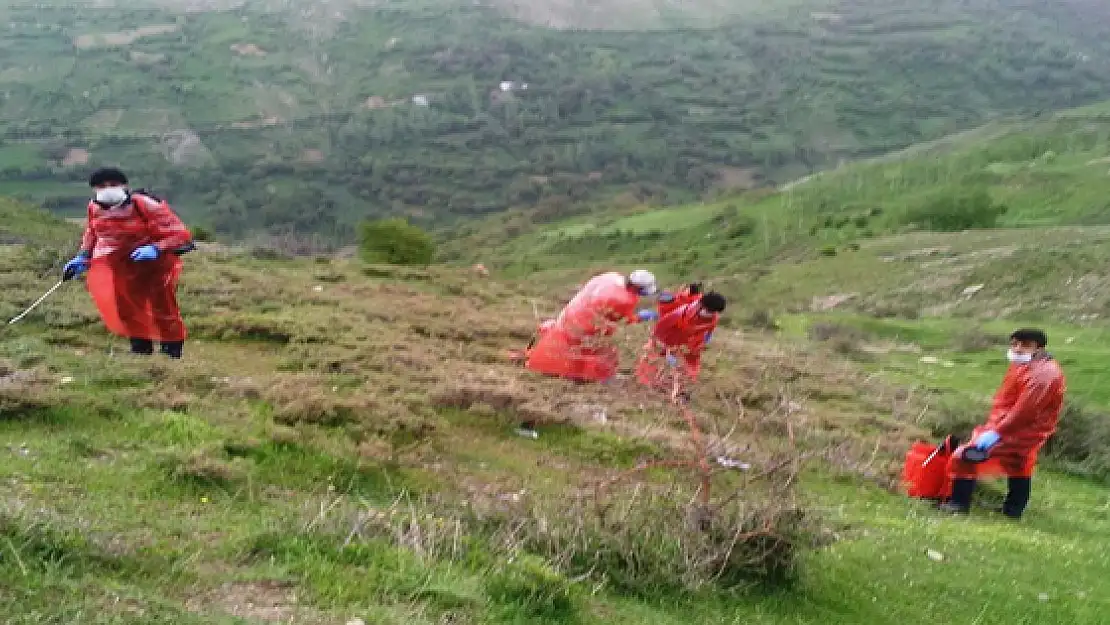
{"left": 904, "top": 188, "right": 1008, "bottom": 232}
{"left": 726, "top": 215, "right": 757, "bottom": 239}
{"left": 484, "top": 553, "right": 578, "bottom": 620}
{"left": 358, "top": 218, "right": 436, "bottom": 267}
{"left": 1042, "top": 401, "right": 1110, "bottom": 482}
{"left": 190, "top": 225, "right": 213, "bottom": 242}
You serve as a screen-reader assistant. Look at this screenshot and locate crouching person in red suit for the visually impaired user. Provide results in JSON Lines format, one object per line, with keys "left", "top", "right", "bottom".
{"left": 636, "top": 291, "right": 726, "bottom": 401}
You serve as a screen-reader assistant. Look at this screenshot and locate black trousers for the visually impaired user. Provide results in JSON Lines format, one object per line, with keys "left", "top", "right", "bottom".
{"left": 949, "top": 476, "right": 1032, "bottom": 518}
{"left": 130, "top": 338, "right": 184, "bottom": 359}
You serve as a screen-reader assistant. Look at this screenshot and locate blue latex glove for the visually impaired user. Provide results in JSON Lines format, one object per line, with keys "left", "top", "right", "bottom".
{"left": 704, "top": 331, "right": 713, "bottom": 345}
{"left": 974, "top": 430, "right": 1001, "bottom": 451}
{"left": 130, "top": 244, "right": 160, "bottom": 261}
{"left": 665, "top": 354, "right": 678, "bottom": 367}
{"left": 636, "top": 309, "right": 659, "bottom": 322}
{"left": 62, "top": 252, "right": 90, "bottom": 280}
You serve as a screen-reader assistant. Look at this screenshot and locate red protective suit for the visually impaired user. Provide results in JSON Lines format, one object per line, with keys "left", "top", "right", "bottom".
{"left": 635, "top": 301, "right": 719, "bottom": 390}
{"left": 657, "top": 286, "right": 700, "bottom": 318}
{"left": 525, "top": 272, "right": 642, "bottom": 382}
{"left": 948, "top": 356, "right": 1066, "bottom": 480}
{"left": 80, "top": 193, "right": 192, "bottom": 342}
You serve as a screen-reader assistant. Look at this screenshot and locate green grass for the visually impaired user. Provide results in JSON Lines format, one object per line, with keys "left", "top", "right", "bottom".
{"left": 2, "top": 194, "right": 1110, "bottom": 622}
{"left": 4, "top": 399, "right": 1109, "bottom": 623}
{"left": 780, "top": 312, "right": 1110, "bottom": 407}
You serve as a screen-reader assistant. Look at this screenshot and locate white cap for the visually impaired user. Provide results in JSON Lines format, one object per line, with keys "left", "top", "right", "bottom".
{"left": 628, "top": 269, "right": 657, "bottom": 295}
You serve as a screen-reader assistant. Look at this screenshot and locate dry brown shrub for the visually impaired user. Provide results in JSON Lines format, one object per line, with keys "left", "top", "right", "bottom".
{"left": 167, "top": 449, "right": 244, "bottom": 487}
{"left": 264, "top": 375, "right": 378, "bottom": 427}
{"left": 431, "top": 383, "right": 559, "bottom": 425}
{"left": 0, "top": 363, "right": 60, "bottom": 418}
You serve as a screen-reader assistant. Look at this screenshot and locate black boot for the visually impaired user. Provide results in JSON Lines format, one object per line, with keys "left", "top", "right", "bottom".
{"left": 1001, "top": 477, "right": 1031, "bottom": 519}
{"left": 129, "top": 338, "right": 154, "bottom": 355}
{"left": 939, "top": 478, "right": 976, "bottom": 514}
{"left": 160, "top": 341, "right": 184, "bottom": 359}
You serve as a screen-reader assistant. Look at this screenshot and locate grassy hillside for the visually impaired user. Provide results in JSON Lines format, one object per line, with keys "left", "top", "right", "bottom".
{"left": 4, "top": 0, "right": 1110, "bottom": 241}
{"left": 448, "top": 101, "right": 1110, "bottom": 323}
{"left": 3, "top": 194, "right": 1110, "bottom": 622}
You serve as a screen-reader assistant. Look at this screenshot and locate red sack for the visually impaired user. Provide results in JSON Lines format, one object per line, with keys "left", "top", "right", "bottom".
{"left": 902, "top": 441, "right": 953, "bottom": 500}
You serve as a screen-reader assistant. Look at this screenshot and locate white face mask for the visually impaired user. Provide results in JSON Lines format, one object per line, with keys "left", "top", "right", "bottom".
{"left": 94, "top": 186, "right": 128, "bottom": 207}
{"left": 1007, "top": 349, "right": 1033, "bottom": 364}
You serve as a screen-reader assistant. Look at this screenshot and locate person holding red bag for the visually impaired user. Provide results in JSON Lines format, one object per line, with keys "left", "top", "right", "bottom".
{"left": 940, "top": 329, "right": 1066, "bottom": 519}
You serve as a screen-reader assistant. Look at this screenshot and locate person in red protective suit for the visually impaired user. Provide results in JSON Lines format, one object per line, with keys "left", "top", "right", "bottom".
{"left": 62, "top": 167, "right": 195, "bottom": 359}
{"left": 524, "top": 269, "right": 658, "bottom": 383}
{"left": 636, "top": 292, "right": 725, "bottom": 400}
{"left": 940, "top": 328, "right": 1066, "bottom": 519}
{"left": 656, "top": 282, "right": 702, "bottom": 318}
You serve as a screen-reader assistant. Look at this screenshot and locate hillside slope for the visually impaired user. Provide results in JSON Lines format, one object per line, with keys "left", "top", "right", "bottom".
{"left": 448, "top": 101, "right": 1110, "bottom": 322}
{"left": 3, "top": 197, "right": 1110, "bottom": 623}
{"left": 4, "top": 0, "right": 1110, "bottom": 239}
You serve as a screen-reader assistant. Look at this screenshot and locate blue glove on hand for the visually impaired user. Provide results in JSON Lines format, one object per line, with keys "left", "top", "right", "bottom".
{"left": 62, "top": 253, "right": 89, "bottom": 280}
{"left": 636, "top": 309, "right": 659, "bottom": 322}
{"left": 665, "top": 354, "right": 678, "bottom": 367}
{"left": 704, "top": 331, "right": 713, "bottom": 345}
{"left": 974, "top": 430, "right": 1001, "bottom": 450}
{"left": 130, "top": 245, "right": 160, "bottom": 261}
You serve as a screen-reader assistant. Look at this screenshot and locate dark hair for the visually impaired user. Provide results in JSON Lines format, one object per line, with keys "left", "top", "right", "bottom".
{"left": 89, "top": 167, "right": 128, "bottom": 187}
{"left": 1010, "top": 328, "right": 1047, "bottom": 348}
{"left": 700, "top": 292, "right": 726, "bottom": 313}
{"left": 687, "top": 282, "right": 703, "bottom": 295}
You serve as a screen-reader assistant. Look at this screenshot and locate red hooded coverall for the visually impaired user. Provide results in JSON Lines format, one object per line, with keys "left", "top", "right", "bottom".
{"left": 80, "top": 193, "right": 192, "bottom": 342}
{"left": 525, "top": 272, "right": 643, "bottom": 382}
{"left": 657, "top": 285, "right": 700, "bottom": 318}
{"left": 635, "top": 301, "right": 719, "bottom": 390}
{"left": 948, "top": 356, "right": 1066, "bottom": 480}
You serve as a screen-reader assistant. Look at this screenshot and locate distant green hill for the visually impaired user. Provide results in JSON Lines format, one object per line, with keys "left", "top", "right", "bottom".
{"left": 4, "top": 0, "right": 1110, "bottom": 241}
{"left": 446, "top": 101, "right": 1110, "bottom": 321}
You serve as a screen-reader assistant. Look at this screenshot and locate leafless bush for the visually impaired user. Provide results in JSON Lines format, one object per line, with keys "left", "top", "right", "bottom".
{"left": 500, "top": 479, "right": 808, "bottom": 594}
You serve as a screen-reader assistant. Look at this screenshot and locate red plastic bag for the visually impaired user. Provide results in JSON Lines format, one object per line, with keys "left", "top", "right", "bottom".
{"left": 902, "top": 441, "right": 953, "bottom": 500}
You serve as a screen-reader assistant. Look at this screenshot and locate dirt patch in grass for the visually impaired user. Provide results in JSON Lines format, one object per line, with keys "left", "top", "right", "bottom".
{"left": 230, "top": 43, "right": 267, "bottom": 57}
{"left": 72, "top": 24, "right": 180, "bottom": 49}
{"left": 185, "top": 580, "right": 327, "bottom": 623}
{"left": 60, "top": 148, "right": 89, "bottom": 167}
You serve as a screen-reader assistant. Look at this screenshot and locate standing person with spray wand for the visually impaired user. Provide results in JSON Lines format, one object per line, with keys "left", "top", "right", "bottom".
{"left": 62, "top": 167, "right": 195, "bottom": 358}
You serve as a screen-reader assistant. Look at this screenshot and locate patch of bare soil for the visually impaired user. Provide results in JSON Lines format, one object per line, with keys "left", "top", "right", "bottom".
{"left": 231, "top": 43, "right": 267, "bottom": 57}
{"left": 61, "top": 148, "right": 89, "bottom": 167}
{"left": 713, "top": 166, "right": 761, "bottom": 190}
{"left": 300, "top": 149, "right": 325, "bottom": 163}
{"left": 185, "top": 580, "right": 326, "bottom": 623}
{"left": 73, "top": 24, "right": 179, "bottom": 49}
